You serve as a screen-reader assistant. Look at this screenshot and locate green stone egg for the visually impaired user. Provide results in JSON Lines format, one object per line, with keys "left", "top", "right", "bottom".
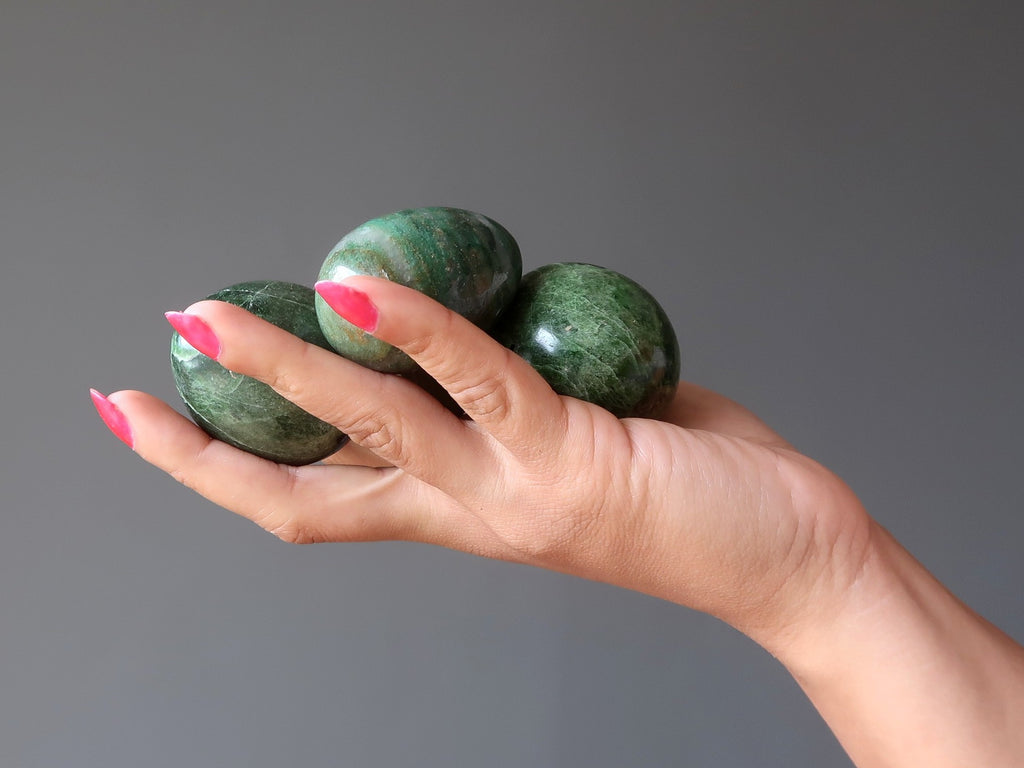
{"left": 170, "top": 280, "right": 349, "bottom": 466}
{"left": 491, "top": 263, "right": 680, "bottom": 419}
{"left": 316, "top": 206, "right": 522, "bottom": 374}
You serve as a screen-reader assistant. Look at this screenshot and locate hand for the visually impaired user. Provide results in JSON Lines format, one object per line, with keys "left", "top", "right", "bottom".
{"left": 92, "top": 276, "right": 1023, "bottom": 768}
{"left": 95, "top": 276, "right": 871, "bottom": 643}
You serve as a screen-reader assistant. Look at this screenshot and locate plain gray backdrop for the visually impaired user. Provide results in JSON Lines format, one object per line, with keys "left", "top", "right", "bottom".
{"left": 2, "top": 1, "right": 1022, "bottom": 766}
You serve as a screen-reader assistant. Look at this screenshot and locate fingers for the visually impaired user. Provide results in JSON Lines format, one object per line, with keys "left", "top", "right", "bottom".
{"left": 169, "top": 300, "right": 493, "bottom": 496}
{"left": 98, "top": 389, "right": 461, "bottom": 544}
{"left": 663, "top": 381, "right": 793, "bottom": 449}
{"left": 315, "top": 276, "right": 569, "bottom": 457}
{"left": 313, "top": 278, "right": 791, "bottom": 456}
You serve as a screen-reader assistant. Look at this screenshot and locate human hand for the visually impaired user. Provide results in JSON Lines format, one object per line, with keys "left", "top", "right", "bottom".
{"left": 92, "top": 276, "right": 873, "bottom": 650}
{"left": 93, "top": 276, "right": 1024, "bottom": 767}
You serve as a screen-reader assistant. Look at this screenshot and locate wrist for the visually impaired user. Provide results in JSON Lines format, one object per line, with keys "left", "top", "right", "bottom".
{"left": 766, "top": 522, "right": 1024, "bottom": 767}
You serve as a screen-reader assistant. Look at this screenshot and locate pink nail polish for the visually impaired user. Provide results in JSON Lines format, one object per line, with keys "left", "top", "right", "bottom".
{"left": 90, "top": 389, "right": 135, "bottom": 449}
{"left": 165, "top": 311, "right": 222, "bottom": 359}
{"left": 315, "top": 281, "right": 379, "bottom": 333}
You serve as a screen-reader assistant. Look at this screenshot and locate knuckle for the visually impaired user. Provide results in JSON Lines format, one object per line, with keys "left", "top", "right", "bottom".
{"left": 254, "top": 473, "right": 322, "bottom": 545}
{"left": 449, "top": 371, "right": 511, "bottom": 422}
{"left": 445, "top": 347, "right": 518, "bottom": 423}
{"left": 345, "top": 409, "right": 410, "bottom": 466}
{"left": 168, "top": 440, "right": 214, "bottom": 491}
{"left": 401, "top": 309, "right": 457, "bottom": 366}
{"left": 401, "top": 330, "right": 433, "bottom": 360}
{"left": 264, "top": 342, "right": 313, "bottom": 402}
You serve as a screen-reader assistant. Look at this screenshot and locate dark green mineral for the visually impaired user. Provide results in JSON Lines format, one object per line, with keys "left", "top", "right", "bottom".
{"left": 170, "top": 280, "right": 349, "bottom": 465}
{"left": 492, "top": 263, "right": 680, "bottom": 419}
{"left": 316, "top": 207, "right": 522, "bottom": 374}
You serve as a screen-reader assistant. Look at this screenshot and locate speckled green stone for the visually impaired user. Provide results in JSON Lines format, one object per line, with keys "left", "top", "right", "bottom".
{"left": 170, "top": 281, "right": 349, "bottom": 466}
{"left": 316, "top": 207, "right": 522, "bottom": 374}
{"left": 491, "top": 263, "right": 680, "bottom": 419}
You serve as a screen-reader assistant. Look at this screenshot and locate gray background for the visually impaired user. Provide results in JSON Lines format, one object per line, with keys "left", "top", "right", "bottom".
{"left": 2, "top": 1, "right": 1021, "bottom": 766}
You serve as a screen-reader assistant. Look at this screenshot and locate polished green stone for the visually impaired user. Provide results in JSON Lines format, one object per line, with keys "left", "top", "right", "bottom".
{"left": 170, "top": 280, "right": 349, "bottom": 466}
{"left": 316, "top": 207, "right": 522, "bottom": 374}
{"left": 491, "top": 263, "right": 680, "bottom": 418}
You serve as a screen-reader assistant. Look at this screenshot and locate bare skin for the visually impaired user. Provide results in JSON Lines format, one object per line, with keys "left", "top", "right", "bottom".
{"left": 96, "top": 276, "right": 1024, "bottom": 767}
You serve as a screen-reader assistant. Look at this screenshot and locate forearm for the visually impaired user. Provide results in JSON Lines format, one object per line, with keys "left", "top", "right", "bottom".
{"left": 772, "top": 523, "right": 1024, "bottom": 768}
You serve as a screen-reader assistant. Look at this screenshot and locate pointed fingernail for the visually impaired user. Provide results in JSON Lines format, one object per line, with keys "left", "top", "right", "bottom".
{"left": 315, "top": 281, "right": 379, "bottom": 333}
{"left": 90, "top": 389, "right": 135, "bottom": 449}
{"left": 165, "top": 311, "right": 222, "bottom": 359}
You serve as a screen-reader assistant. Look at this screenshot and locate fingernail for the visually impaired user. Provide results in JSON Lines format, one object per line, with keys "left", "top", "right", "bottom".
{"left": 165, "top": 311, "right": 221, "bottom": 359}
{"left": 90, "top": 389, "right": 135, "bottom": 449}
{"left": 315, "top": 281, "right": 379, "bottom": 333}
